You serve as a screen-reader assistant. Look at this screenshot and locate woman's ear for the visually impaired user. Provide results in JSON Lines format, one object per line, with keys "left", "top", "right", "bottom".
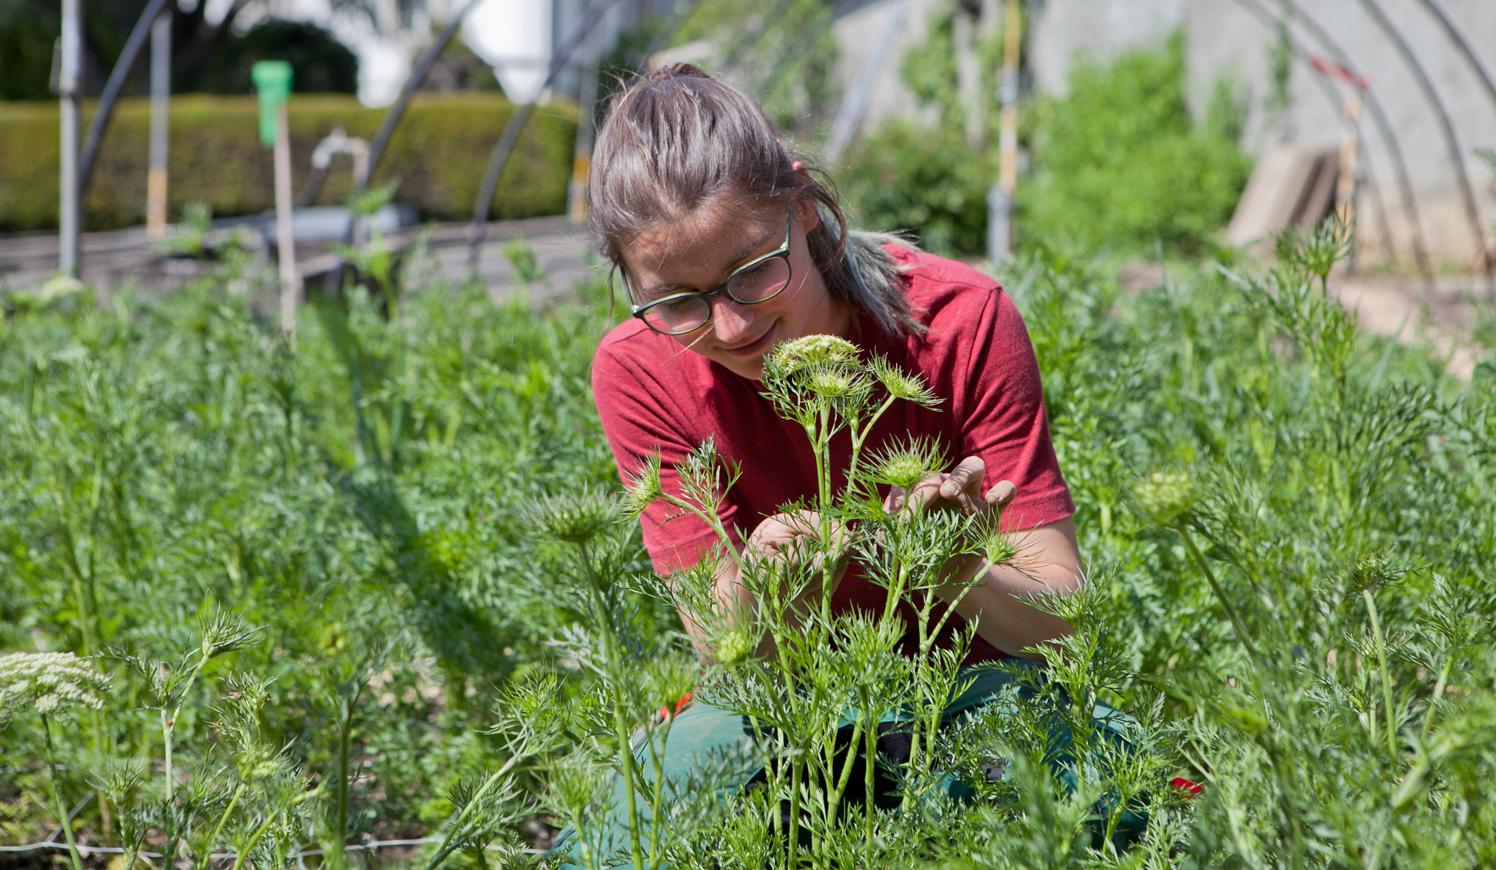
{"left": 799, "top": 199, "right": 821, "bottom": 233}
{"left": 789, "top": 161, "right": 821, "bottom": 232}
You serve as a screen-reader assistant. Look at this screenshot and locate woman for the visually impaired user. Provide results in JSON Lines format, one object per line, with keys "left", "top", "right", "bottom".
{"left": 590, "top": 64, "right": 1082, "bottom": 661}
{"left": 562, "top": 63, "right": 1089, "bottom": 861}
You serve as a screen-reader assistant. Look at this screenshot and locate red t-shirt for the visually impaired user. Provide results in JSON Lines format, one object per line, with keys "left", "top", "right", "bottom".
{"left": 591, "top": 246, "right": 1074, "bottom": 662}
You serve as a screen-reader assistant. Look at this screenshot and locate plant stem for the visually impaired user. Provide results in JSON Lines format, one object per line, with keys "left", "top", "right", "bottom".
{"left": 422, "top": 753, "right": 523, "bottom": 870}
{"left": 1362, "top": 589, "right": 1400, "bottom": 756}
{"left": 786, "top": 752, "right": 803, "bottom": 869}
{"left": 233, "top": 812, "right": 281, "bottom": 870}
{"left": 1176, "top": 524, "right": 1264, "bottom": 670}
{"left": 199, "top": 782, "right": 247, "bottom": 868}
{"left": 597, "top": 599, "right": 646, "bottom": 870}
{"left": 1419, "top": 654, "right": 1454, "bottom": 743}
{"left": 329, "top": 689, "right": 358, "bottom": 870}
{"left": 42, "top": 715, "right": 85, "bottom": 870}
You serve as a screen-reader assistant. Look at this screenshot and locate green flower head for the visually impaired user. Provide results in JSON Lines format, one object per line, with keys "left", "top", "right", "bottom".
{"left": 534, "top": 487, "right": 621, "bottom": 544}
{"left": 712, "top": 626, "right": 758, "bottom": 667}
{"left": 1133, "top": 469, "right": 1197, "bottom": 525}
{"left": 870, "top": 355, "right": 941, "bottom": 409}
{"left": 623, "top": 453, "right": 664, "bottom": 519}
{"left": 868, "top": 436, "right": 948, "bottom": 490}
{"left": 766, "top": 334, "right": 861, "bottom": 375}
{"left": 807, "top": 368, "right": 857, "bottom": 399}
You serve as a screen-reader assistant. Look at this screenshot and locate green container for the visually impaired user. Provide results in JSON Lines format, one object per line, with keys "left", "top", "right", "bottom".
{"left": 250, "top": 60, "right": 293, "bottom": 147}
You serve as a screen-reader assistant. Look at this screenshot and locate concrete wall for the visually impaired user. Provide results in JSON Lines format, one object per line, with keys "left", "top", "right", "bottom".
{"left": 1027, "top": 0, "right": 1189, "bottom": 94}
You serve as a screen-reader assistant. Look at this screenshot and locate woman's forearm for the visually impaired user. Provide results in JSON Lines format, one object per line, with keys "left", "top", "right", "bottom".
{"left": 936, "top": 518, "right": 1084, "bottom": 658}
{"left": 939, "top": 556, "right": 1081, "bottom": 657}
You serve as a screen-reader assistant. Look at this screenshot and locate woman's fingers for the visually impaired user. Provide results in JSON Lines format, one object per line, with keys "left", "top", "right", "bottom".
{"left": 985, "top": 479, "right": 1016, "bottom": 509}
{"left": 939, "top": 456, "right": 985, "bottom": 501}
{"left": 886, "top": 463, "right": 1015, "bottom": 521}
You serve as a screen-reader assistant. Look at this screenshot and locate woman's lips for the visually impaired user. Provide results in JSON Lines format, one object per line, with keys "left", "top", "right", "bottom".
{"left": 723, "top": 322, "right": 777, "bottom": 356}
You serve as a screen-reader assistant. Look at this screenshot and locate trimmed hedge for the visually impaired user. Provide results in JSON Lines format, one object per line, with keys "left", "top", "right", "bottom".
{"left": 0, "top": 93, "right": 578, "bottom": 231}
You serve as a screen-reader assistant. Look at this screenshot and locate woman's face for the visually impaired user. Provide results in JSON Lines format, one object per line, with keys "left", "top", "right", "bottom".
{"left": 621, "top": 198, "right": 850, "bottom": 381}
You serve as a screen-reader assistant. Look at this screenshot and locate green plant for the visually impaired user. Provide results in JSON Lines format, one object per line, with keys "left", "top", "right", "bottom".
{"left": 1020, "top": 33, "right": 1250, "bottom": 257}
{"left": 3, "top": 187, "right": 1495, "bottom": 864}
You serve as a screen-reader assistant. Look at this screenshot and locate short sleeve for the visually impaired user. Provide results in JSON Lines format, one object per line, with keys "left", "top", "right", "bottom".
{"left": 591, "top": 344, "right": 742, "bottom": 573}
{"left": 956, "top": 289, "right": 1075, "bottom": 532}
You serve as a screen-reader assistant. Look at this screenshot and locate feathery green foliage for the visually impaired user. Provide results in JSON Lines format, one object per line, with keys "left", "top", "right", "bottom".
{"left": 1, "top": 216, "right": 1493, "bottom": 865}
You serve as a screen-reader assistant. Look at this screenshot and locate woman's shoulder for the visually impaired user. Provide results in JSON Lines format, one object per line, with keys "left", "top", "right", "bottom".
{"left": 883, "top": 244, "right": 1002, "bottom": 293}
{"left": 879, "top": 244, "right": 1007, "bottom": 330}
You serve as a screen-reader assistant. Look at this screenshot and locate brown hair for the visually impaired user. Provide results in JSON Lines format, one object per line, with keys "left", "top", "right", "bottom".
{"left": 587, "top": 64, "right": 919, "bottom": 336}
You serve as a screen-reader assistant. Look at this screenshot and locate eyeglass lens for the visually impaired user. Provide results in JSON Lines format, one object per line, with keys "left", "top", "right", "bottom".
{"left": 641, "top": 256, "right": 791, "bottom": 334}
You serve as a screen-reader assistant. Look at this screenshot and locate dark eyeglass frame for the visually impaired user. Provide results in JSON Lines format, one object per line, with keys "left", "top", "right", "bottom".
{"left": 624, "top": 206, "right": 795, "bottom": 335}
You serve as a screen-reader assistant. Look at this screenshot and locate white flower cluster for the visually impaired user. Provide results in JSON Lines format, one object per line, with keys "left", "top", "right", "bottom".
{"left": 0, "top": 651, "right": 110, "bottom": 717}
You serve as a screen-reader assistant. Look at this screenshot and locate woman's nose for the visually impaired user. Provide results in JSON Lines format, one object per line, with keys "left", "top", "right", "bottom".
{"left": 709, "top": 296, "right": 755, "bottom": 344}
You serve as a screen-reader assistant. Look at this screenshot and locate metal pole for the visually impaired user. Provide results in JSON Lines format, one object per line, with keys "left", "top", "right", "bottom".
{"left": 1415, "top": 0, "right": 1496, "bottom": 120}
{"left": 59, "top": 0, "right": 82, "bottom": 276}
{"left": 1246, "top": 0, "right": 1436, "bottom": 286}
{"left": 78, "top": 0, "right": 173, "bottom": 205}
{"left": 274, "top": 101, "right": 301, "bottom": 333}
{"left": 1336, "top": 90, "right": 1362, "bottom": 271}
{"left": 146, "top": 10, "right": 172, "bottom": 240}
{"left": 566, "top": 19, "right": 601, "bottom": 224}
{"left": 326, "top": 0, "right": 485, "bottom": 292}
{"left": 824, "top": 0, "right": 911, "bottom": 164}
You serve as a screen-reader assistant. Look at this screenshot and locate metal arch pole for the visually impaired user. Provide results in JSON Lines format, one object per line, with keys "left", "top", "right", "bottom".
{"left": 825, "top": 0, "right": 912, "bottom": 164}
{"left": 1268, "top": 0, "right": 1436, "bottom": 286}
{"left": 59, "top": 0, "right": 82, "bottom": 276}
{"left": 361, "top": 0, "right": 485, "bottom": 189}
{"left": 325, "top": 0, "right": 485, "bottom": 293}
{"left": 1354, "top": 0, "right": 1492, "bottom": 283}
{"left": 1415, "top": 0, "right": 1496, "bottom": 121}
{"left": 566, "top": 0, "right": 700, "bottom": 220}
{"left": 1229, "top": 0, "right": 1396, "bottom": 274}
{"left": 720, "top": 0, "right": 801, "bottom": 77}
{"left": 77, "top": 0, "right": 173, "bottom": 204}
{"left": 466, "top": 0, "right": 626, "bottom": 276}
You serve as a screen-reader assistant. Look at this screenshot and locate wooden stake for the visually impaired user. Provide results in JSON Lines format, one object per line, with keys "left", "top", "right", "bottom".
{"left": 273, "top": 101, "right": 301, "bottom": 334}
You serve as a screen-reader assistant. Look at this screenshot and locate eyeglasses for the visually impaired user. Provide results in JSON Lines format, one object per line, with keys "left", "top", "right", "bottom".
{"left": 626, "top": 207, "right": 794, "bottom": 335}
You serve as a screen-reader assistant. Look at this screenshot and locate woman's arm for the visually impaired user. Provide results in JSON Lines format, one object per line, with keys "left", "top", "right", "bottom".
{"left": 936, "top": 516, "right": 1082, "bottom": 657}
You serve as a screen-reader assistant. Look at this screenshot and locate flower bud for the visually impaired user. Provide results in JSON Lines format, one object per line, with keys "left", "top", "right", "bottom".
{"left": 1134, "top": 469, "right": 1197, "bottom": 525}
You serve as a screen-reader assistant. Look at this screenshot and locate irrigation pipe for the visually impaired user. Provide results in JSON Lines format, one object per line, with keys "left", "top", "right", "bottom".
{"left": 465, "top": 0, "right": 627, "bottom": 275}
{"left": 1355, "top": 0, "right": 1492, "bottom": 282}
{"left": 1228, "top": 0, "right": 1397, "bottom": 275}
{"left": 0, "top": 837, "right": 546, "bottom": 860}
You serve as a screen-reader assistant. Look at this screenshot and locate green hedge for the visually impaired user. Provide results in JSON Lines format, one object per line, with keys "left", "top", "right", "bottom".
{"left": 0, "top": 93, "right": 578, "bottom": 232}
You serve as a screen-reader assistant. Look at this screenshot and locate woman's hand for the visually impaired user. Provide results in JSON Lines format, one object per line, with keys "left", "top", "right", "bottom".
{"left": 745, "top": 509, "right": 851, "bottom": 614}
{"left": 885, "top": 455, "right": 1016, "bottom": 520}
{"left": 747, "top": 510, "right": 850, "bottom": 570}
